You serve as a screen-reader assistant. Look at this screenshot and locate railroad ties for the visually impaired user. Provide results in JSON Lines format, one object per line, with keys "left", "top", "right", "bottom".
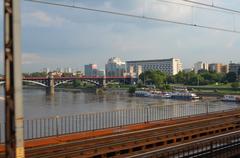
{"left": 1, "top": 110, "right": 240, "bottom": 158}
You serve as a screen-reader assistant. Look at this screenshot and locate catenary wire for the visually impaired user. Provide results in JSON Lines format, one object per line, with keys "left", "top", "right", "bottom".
{"left": 181, "top": 0, "right": 240, "bottom": 14}
{"left": 25, "top": 0, "right": 240, "bottom": 34}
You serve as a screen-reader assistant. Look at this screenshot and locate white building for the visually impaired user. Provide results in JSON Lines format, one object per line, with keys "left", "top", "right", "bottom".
{"left": 64, "top": 67, "right": 72, "bottom": 73}
{"left": 126, "top": 58, "right": 183, "bottom": 76}
{"left": 105, "top": 57, "right": 126, "bottom": 77}
{"left": 56, "top": 67, "right": 63, "bottom": 73}
{"left": 42, "top": 68, "right": 50, "bottom": 74}
{"left": 193, "top": 61, "right": 208, "bottom": 73}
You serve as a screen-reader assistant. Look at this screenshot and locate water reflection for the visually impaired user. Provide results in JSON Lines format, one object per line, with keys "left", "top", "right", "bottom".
{"left": 0, "top": 87, "right": 239, "bottom": 120}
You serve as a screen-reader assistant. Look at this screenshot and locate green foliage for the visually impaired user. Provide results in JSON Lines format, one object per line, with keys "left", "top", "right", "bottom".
{"left": 225, "top": 72, "right": 237, "bottom": 82}
{"left": 128, "top": 86, "right": 136, "bottom": 94}
{"left": 72, "top": 80, "right": 81, "bottom": 87}
{"left": 137, "top": 81, "right": 144, "bottom": 88}
{"left": 167, "top": 70, "right": 236, "bottom": 86}
{"left": 174, "top": 71, "right": 186, "bottom": 84}
{"left": 25, "top": 72, "right": 47, "bottom": 77}
{"left": 162, "top": 84, "right": 171, "bottom": 90}
{"left": 231, "top": 82, "right": 240, "bottom": 89}
{"left": 139, "top": 71, "right": 167, "bottom": 88}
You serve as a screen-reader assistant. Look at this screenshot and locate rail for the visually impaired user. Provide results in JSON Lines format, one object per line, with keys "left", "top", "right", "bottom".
{"left": 128, "top": 130, "right": 240, "bottom": 158}
{"left": 0, "top": 102, "right": 238, "bottom": 143}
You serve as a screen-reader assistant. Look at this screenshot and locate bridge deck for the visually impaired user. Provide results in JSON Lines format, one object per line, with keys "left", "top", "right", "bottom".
{"left": 1, "top": 110, "right": 240, "bottom": 157}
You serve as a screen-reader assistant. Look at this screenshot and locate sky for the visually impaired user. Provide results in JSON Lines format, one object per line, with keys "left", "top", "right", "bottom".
{"left": 0, "top": 0, "right": 240, "bottom": 73}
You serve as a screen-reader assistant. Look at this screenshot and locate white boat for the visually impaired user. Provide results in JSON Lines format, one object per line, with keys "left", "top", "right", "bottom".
{"left": 135, "top": 91, "right": 152, "bottom": 97}
{"left": 171, "top": 92, "right": 200, "bottom": 100}
{"left": 222, "top": 95, "right": 240, "bottom": 102}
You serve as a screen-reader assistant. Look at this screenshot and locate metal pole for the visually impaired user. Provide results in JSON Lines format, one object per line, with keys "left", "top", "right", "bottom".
{"left": 4, "top": 0, "right": 25, "bottom": 158}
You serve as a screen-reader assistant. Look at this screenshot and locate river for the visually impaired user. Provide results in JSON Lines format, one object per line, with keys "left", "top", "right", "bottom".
{"left": 0, "top": 87, "right": 239, "bottom": 120}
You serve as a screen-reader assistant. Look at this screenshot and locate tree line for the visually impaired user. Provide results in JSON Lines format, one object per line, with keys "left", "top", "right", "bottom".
{"left": 139, "top": 70, "right": 239, "bottom": 88}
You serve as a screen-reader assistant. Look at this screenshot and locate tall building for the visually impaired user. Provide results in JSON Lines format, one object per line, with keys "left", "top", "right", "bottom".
{"left": 84, "top": 64, "right": 98, "bottom": 76}
{"left": 209, "top": 63, "right": 228, "bottom": 73}
{"left": 56, "top": 67, "right": 63, "bottom": 73}
{"left": 105, "top": 57, "right": 126, "bottom": 77}
{"left": 193, "top": 61, "right": 208, "bottom": 73}
{"left": 64, "top": 67, "right": 72, "bottom": 73}
{"left": 42, "top": 68, "right": 50, "bottom": 74}
{"left": 97, "top": 70, "right": 105, "bottom": 77}
{"left": 229, "top": 62, "right": 240, "bottom": 77}
{"left": 126, "top": 58, "right": 182, "bottom": 76}
{"left": 221, "top": 65, "right": 229, "bottom": 74}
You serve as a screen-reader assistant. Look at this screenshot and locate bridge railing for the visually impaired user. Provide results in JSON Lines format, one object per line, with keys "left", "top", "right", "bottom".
{"left": 0, "top": 102, "right": 238, "bottom": 143}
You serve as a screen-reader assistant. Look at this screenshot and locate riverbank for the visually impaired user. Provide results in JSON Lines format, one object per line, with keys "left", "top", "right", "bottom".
{"left": 22, "top": 85, "right": 239, "bottom": 98}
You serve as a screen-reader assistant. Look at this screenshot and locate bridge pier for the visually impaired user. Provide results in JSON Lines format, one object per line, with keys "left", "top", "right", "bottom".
{"left": 47, "top": 74, "right": 55, "bottom": 95}
{"left": 99, "top": 76, "right": 107, "bottom": 88}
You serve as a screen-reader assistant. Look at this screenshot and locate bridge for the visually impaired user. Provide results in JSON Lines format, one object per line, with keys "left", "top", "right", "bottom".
{"left": 2, "top": 0, "right": 240, "bottom": 157}
{"left": 1, "top": 102, "right": 240, "bottom": 158}
{"left": 0, "top": 76, "right": 136, "bottom": 94}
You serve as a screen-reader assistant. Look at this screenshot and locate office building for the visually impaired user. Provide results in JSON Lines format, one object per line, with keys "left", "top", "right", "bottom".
{"left": 209, "top": 63, "right": 229, "bottom": 73}
{"left": 64, "top": 67, "right": 72, "bottom": 73}
{"left": 42, "top": 68, "right": 50, "bottom": 74}
{"left": 126, "top": 58, "right": 182, "bottom": 76}
{"left": 229, "top": 62, "right": 240, "bottom": 77}
{"left": 193, "top": 61, "right": 208, "bottom": 73}
{"left": 105, "top": 57, "right": 126, "bottom": 77}
{"left": 84, "top": 64, "right": 98, "bottom": 76}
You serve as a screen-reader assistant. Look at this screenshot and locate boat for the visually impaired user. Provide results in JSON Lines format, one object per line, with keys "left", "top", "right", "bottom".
{"left": 135, "top": 90, "right": 171, "bottom": 99}
{"left": 135, "top": 90, "right": 199, "bottom": 100}
{"left": 222, "top": 95, "right": 240, "bottom": 102}
{"left": 171, "top": 92, "right": 200, "bottom": 100}
{"left": 135, "top": 91, "right": 152, "bottom": 97}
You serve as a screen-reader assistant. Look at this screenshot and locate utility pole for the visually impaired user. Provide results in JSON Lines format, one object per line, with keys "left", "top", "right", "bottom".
{"left": 4, "top": 0, "right": 25, "bottom": 158}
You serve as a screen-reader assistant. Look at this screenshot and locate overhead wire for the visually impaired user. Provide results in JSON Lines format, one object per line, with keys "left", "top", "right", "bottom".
{"left": 24, "top": 0, "right": 240, "bottom": 34}
{"left": 181, "top": 0, "right": 240, "bottom": 14}
{"left": 157, "top": 0, "right": 235, "bottom": 15}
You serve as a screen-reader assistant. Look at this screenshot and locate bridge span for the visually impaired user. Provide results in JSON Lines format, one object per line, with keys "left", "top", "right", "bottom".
{"left": 1, "top": 104, "right": 240, "bottom": 158}
{"left": 0, "top": 76, "right": 136, "bottom": 94}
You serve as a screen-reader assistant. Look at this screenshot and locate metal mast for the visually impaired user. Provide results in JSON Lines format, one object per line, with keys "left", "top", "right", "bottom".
{"left": 4, "top": 0, "right": 25, "bottom": 157}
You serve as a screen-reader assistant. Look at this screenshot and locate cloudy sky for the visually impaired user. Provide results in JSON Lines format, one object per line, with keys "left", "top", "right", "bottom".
{"left": 0, "top": 0, "right": 240, "bottom": 73}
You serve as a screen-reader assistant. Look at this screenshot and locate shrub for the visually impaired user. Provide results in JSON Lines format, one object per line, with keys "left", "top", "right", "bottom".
{"left": 128, "top": 86, "right": 136, "bottom": 94}
{"left": 231, "top": 82, "right": 240, "bottom": 89}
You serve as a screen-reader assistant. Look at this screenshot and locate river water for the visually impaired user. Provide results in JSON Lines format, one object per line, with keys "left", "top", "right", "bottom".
{"left": 0, "top": 87, "right": 239, "bottom": 120}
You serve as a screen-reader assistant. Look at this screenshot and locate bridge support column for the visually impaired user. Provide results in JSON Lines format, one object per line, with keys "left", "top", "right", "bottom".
{"left": 99, "top": 76, "right": 106, "bottom": 88}
{"left": 102, "top": 76, "right": 107, "bottom": 88}
{"left": 47, "top": 74, "right": 54, "bottom": 95}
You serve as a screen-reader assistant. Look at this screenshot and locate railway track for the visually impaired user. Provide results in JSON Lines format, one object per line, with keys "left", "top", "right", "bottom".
{"left": 1, "top": 110, "right": 240, "bottom": 158}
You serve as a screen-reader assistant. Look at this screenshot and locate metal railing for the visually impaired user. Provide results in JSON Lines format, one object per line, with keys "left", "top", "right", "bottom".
{"left": 0, "top": 102, "right": 238, "bottom": 143}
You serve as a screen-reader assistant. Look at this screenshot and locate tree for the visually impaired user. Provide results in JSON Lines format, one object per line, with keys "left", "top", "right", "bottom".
{"left": 225, "top": 72, "right": 237, "bottom": 82}
{"left": 30, "top": 72, "right": 47, "bottom": 77}
{"left": 174, "top": 71, "right": 186, "bottom": 84}
{"left": 139, "top": 71, "right": 167, "bottom": 88}
{"left": 166, "top": 75, "right": 175, "bottom": 84}
{"left": 139, "top": 71, "right": 152, "bottom": 84}
{"left": 150, "top": 71, "right": 167, "bottom": 88}
{"left": 128, "top": 86, "right": 136, "bottom": 94}
{"left": 72, "top": 80, "right": 81, "bottom": 87}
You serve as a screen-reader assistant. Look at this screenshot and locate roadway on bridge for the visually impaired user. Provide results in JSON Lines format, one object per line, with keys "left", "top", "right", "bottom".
{"left": 1, "top": 109, "right": 240, "bottom": 158}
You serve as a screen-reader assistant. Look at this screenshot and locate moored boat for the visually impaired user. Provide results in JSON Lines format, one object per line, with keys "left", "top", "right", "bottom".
{"left": 135, "top": 91, "right": 152, "bottom": 97}
{"left": 171, "top": 92, "right": 200, "bottom": 100}
{"left": 222, "top": 95, "right": 240, "bottom": 102}
{"left": 135, "top": 90, "right": 199, "bottom": 100}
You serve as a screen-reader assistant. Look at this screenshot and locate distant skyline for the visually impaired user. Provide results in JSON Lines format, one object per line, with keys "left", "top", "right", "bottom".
{"left": 0, "top": 0, "right": 240, "bottom": 73}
